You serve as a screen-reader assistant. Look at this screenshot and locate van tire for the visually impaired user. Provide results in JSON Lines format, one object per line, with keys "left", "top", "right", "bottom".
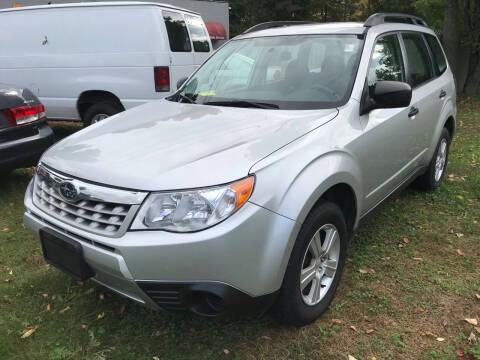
{"left": 275, "top": 200, "right": 347, "bottom": 326}
{"left": 82, "top": 103, "right": 122, "bottom": 127}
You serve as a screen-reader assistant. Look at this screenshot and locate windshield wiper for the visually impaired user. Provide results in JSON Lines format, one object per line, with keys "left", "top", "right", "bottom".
{"left": 204, "top": 100, "right": 279, "bottom": 109}
{"left": 177, "top": 93, "right": 196, "bottom": 104}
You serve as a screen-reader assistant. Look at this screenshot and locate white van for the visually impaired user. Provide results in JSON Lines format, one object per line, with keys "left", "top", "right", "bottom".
{"left": 0, "top": 2, "right": 213, "bottom": 125}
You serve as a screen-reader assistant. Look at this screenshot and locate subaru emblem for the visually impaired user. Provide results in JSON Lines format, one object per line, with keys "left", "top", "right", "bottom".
{"left": 59, "top": 181, "right": 78, "bottom": 201}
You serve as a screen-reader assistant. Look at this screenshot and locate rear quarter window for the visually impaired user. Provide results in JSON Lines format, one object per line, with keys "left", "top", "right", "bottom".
{"left": 185, "top": 15, "right": 210, "bottom": 53}
{"left": 425, "top": 34, "right": 447, "bottom": 75}
{"left": 163, "top": 10, "right": 191, "bottom": 52}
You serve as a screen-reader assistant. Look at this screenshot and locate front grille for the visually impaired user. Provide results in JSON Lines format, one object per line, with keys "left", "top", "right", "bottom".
{"left": 32, "top": 165, "right": 146, "bottom": 238}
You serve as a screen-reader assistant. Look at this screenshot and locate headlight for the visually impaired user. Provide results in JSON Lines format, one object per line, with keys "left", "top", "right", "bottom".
{"left": 131, "top": 176, "right": 254, "bottom": 232}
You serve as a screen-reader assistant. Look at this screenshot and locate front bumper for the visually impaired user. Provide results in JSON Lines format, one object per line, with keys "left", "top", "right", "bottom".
{"left": 24, "top": 180, "right": 299, "bottom": 315}
{"left": 0, "top": 123, "right": 54, "bottom": 169}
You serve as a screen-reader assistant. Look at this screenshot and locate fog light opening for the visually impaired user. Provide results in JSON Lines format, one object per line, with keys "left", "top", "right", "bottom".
{"left": 187, "top": 291, "right": 226, "bottom": 316}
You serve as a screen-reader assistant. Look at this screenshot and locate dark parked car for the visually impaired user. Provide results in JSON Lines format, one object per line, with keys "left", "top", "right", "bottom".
{"left": 0, "top": 84, "right": 54, "bottom": 171}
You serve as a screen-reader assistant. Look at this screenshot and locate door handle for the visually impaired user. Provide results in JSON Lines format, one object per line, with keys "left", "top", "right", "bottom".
{"left": 439, "top": 89, "right": 447, "bottom": 99}
{"left": 408, "top": 106, "right": 419, "bottom": 118}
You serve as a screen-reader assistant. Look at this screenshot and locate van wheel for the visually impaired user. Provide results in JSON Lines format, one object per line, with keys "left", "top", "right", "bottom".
{"left": 414, "top": 128, "right": 451, "bottom": 191}
{"left": 82, "top": 103, "right": 122, "bottom": 127}
{"left": 276, "top": 201, "right": 347, "bottom": 326}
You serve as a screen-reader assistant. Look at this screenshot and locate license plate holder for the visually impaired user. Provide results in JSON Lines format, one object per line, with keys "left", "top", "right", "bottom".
{"left": 40, "top": 228, "right": 94, "bottom": 281}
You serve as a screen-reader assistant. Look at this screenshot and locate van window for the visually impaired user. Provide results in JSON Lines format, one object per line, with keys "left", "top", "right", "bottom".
{"left": 401, "top": 33, "right": 434, "bottom": 87}
{"left": 425, "top": 34, "right": 447, "bottom": 75}
{"left": 163, "top": 11, "right": 191, "bottom": 52}
{"left": 367, "top": 34, "right": 405, "bottom": 87}
{"left": 185, "top": 15, "right": 210, "bottom": 52}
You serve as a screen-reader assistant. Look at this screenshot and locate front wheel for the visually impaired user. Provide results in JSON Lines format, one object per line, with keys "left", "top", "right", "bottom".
{"left": 415, "top": 128, "right": 451, "bottom": 190}
{"left": 276, "top": 201, "right": 347, "bottom": 326}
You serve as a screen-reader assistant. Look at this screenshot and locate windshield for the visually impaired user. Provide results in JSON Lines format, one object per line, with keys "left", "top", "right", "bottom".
{"left": 171, "top": 34, "right": 363, "bottom": 110}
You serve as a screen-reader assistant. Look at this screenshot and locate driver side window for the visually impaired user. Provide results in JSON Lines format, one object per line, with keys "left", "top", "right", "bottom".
{"left": 367, "top": 34, "right": 405, "bottom": 87}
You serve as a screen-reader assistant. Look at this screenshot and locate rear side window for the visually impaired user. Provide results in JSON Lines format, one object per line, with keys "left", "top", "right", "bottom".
{"left": 367, "top": 34, "right": 405, "bottom": 87}
{"left": 185, "top": 15, "right": 210, "bottom": 52}
{"left": 163, "top": 11, "right": 191, "bottom": 52}
{"left": 401, "top": 33, "right": 434, "bottom": 87}
{"left": 425, "top": 34, "right": 447, "bottom": 75}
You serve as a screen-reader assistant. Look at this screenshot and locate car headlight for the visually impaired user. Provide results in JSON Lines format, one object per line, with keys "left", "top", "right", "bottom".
{"left": 131, "top": 176, "right": 254, "bottom": 232}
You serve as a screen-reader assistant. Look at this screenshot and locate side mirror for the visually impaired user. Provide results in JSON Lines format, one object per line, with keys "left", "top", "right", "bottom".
{"left": 361, "top": 80, "right": 412, "bottom": 115}
{"left": 176, "top": 76, "right": 188, "bottom": 90}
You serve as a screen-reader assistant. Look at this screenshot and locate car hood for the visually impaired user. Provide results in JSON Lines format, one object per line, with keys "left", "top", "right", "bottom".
{"left": 41, "top": 100, "right": 338, "bottom": 190}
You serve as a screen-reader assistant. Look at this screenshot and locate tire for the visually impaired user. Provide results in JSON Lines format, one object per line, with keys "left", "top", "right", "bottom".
{"left": 276, "top": 200, "right": 347, "bottom": 326}
{"left": 82, "top": 103, "right": 122, "bottom": 127}
{"left": 414, "top": 128, "right": 451, "bottom": 191}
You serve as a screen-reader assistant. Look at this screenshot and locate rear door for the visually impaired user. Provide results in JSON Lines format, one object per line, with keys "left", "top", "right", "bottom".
{"left": 185, "top": 14, "right": 212, "bottom": 68}
{"left": 162, "top": 10, "right": 194, "bottom": 91}
{"left": 399, "top": 32, "right": 439, "bottom": 161}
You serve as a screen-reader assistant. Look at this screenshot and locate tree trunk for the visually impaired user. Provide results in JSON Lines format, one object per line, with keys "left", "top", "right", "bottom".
{"left": 442, "top": 0, "right": 459, "bottom": 83}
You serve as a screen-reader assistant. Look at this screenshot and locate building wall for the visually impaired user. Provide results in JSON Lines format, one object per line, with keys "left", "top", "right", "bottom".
{"left": 0, "top": 0, "right": 229, "bottom": 44}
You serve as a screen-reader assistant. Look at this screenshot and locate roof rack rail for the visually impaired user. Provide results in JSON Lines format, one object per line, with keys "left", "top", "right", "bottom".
{"left": 364, "top": 13, "right": 428, "bottom": 27}
{"left": 243, "top": 21, "right": 316, "bottom": 34}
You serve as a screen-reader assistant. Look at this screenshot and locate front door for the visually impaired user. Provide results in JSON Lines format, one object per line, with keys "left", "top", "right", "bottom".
{"left": 352, "top": 33, "right": 420, "bottom": 213}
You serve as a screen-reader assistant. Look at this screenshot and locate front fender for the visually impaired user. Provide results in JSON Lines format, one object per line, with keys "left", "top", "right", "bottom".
{"left": 249, "top": 145, "right": 362, "bottom": 227}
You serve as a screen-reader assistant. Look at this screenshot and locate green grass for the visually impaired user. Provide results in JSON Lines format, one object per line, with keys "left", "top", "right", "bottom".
{"left": 1, "top": 100, "right": 479, "bottom": 360}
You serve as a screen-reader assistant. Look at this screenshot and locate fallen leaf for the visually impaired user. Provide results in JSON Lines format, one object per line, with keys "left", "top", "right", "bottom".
{"left": 46, "top": 304, "right": 51, "bottom": 311}
{"left": 97, "top": 312, "right": 105, "bottom": 319}
{"left": 223, "top": 349, "right": 230, "bottom": 355}
{"left": 2, "top": 228, "right": 9, "bottom": 232}
{"left": 421, "top": 331, "right": 437, "bottom": 337}
{"left": 413, "top": 257, "right": 423, "bottom": 261}
{"left": 465, "top": 318, "right": 478, "bottom": 326}
{"left": 474, "top": 327, "right": 480, "bottom": 334}
{"left": 418, "top": 306, "right": 425, "bottom": 312}
{"left": 456, "top": 249, "right": 465, "bottom": 256}
{"left": 59, "top": 306, "right": 70, "bottom": 314}
{"left": 21, "top": 326, "right": 37, "bottom": 339}
{"left": 403, "top": 237, "right": 410, "bottom": 243}
{"left": 42, "top": 293, "right": 48, "bottom": 298}
{"left": 366, "top": 329, "right": 375, "bottom": 334}
{"left": 398, "top": 243, "right": 405, "bottom": 248}
{"left": 475, "top": 294, "right": 480, "bottom": 300}
{"left": 348, "top": 356, "right": 358, "bottom": 360}
{"left": 330, "top": 318, "right": 342, "bottom": 325}
{"left": 4, "top": 279, "right": 12, "bottom": 283}
{"left": 8, "top": 270, "right": 13, "bottom": 275}
{"left": 436, "top": 337, "right": 445, "bottom": 342}
{"left": 153, "top": 357, "right": 160, "bottom": 360}
{"left": 456, "top": 349, "right": 464, "bottom": 357}
{"left": 456, "top": 233, "right": 464, "bottom": 238}
{"left": 359, "top": 269, "right": 375, "bottom": 274}
{"left": 260, "top": 335, "right": 271, "bottom": 340}
{"left": 468, "top": 332, "right": 476, "bottom": 344}
{"left": 457, "top": 195, "right": 464, "bottom": 200}
{"left": 350, "top": 325, "right": 358, "bottom": 332}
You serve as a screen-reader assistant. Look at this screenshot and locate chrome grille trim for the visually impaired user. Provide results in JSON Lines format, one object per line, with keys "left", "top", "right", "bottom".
{"left": 32, "top": 164, "right": 148, "bottom": 238}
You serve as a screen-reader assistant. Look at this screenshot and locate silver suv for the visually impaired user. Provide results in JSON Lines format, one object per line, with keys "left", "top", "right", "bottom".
{"left": 24, "top": 13, "right": 456, "bottom": 325}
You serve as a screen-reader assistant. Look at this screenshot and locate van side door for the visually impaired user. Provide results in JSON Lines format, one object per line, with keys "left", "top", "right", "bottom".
{"left": 162, "top": 10, "right": 194, "bottom": 92}
{"left": 185, "top": 14, "right": 212, "bottom": 68}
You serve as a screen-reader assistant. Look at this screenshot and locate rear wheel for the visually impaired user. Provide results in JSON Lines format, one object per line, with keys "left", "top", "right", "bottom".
{"left": 82, "top": 103, "right": 122, "bottom": 127}
{"left": 415, "top": 128, "right": 451, "bottom": 190}
{"left": 276, "top": 201, "right": 347, "bottom": 326}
